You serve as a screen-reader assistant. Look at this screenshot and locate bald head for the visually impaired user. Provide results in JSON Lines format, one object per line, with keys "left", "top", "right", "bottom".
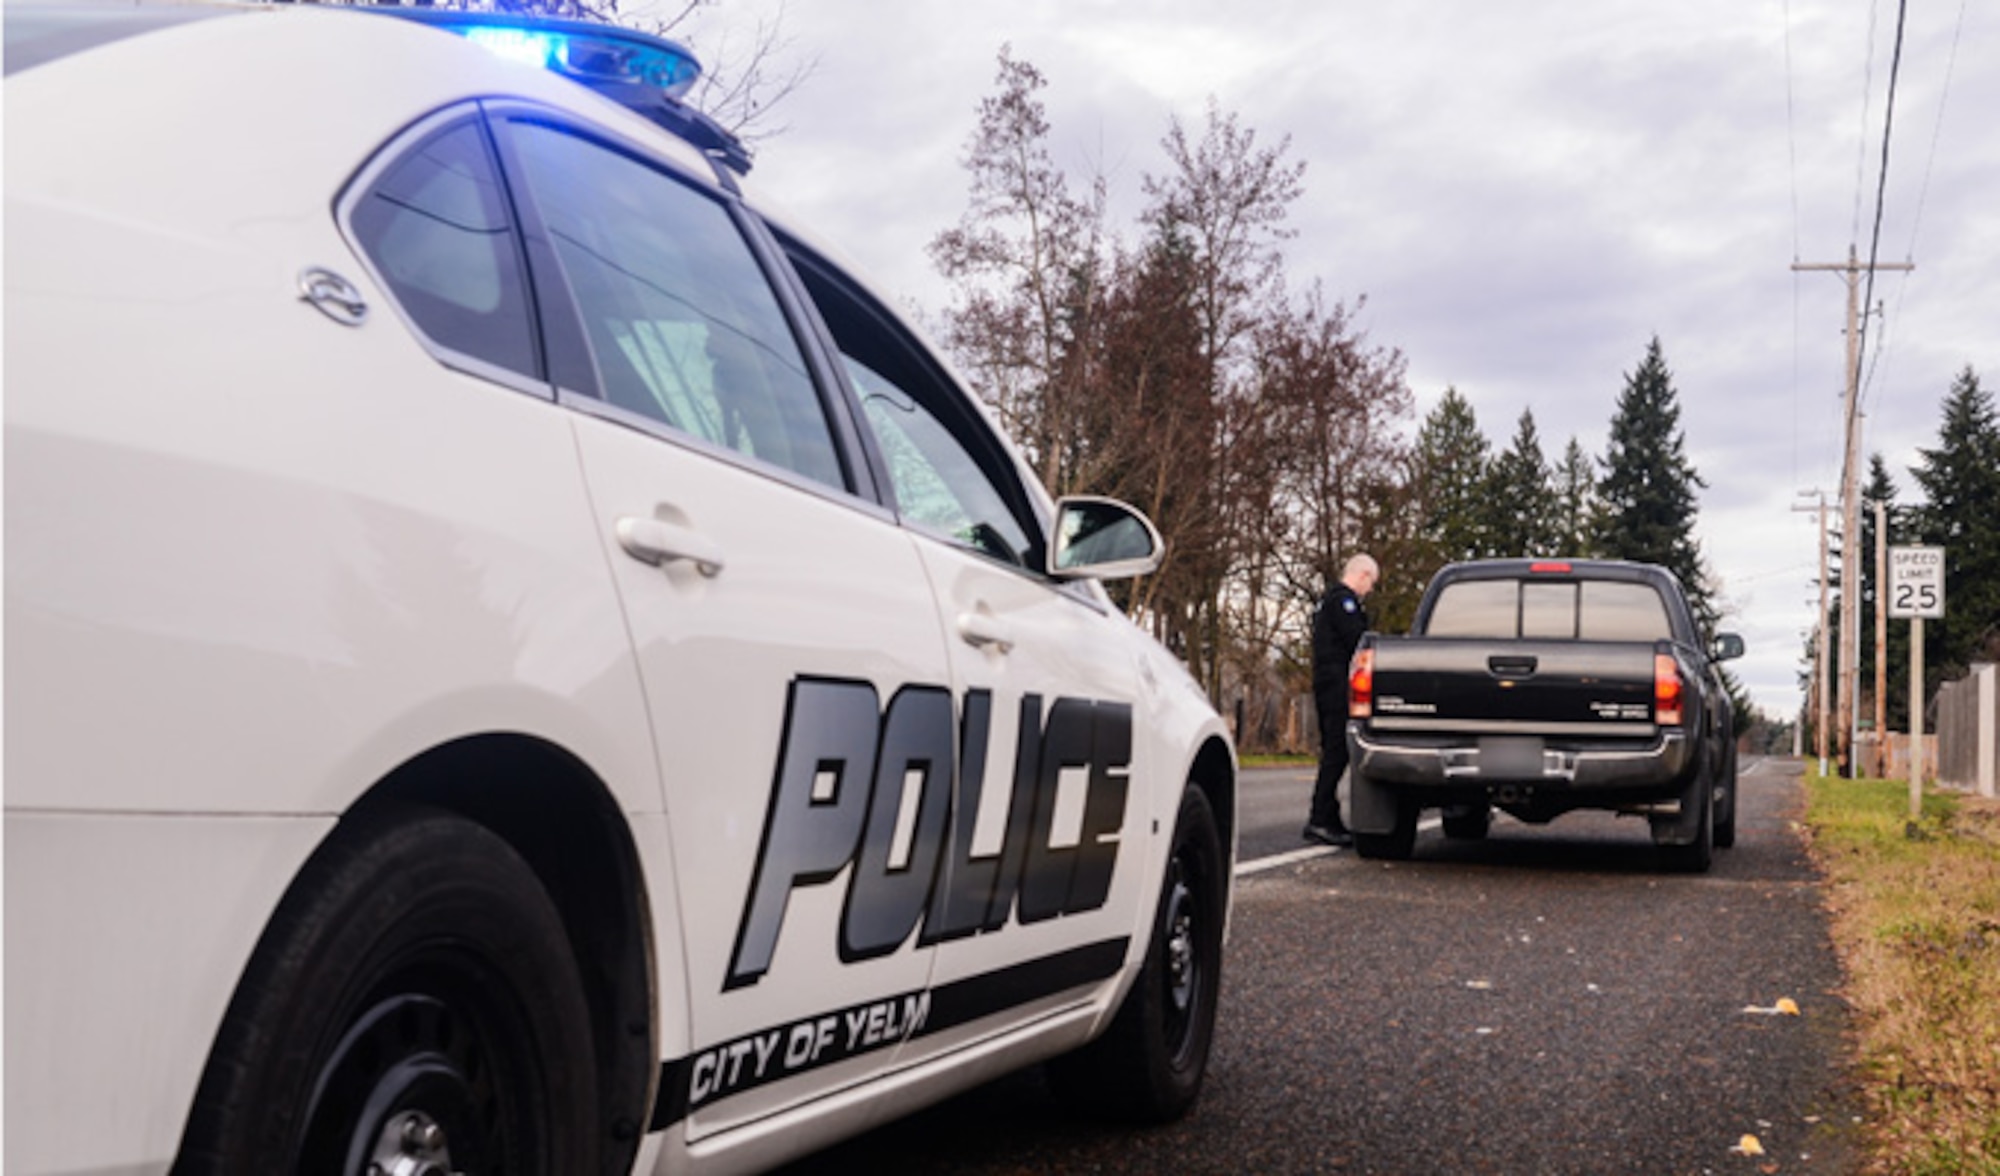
{"left": 1341, "top": 554, "right": 1379, "bottom": 598}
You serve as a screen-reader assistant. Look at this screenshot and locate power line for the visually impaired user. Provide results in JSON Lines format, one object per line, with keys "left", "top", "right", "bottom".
{"left": 1906, "top": 0, "right": 1970, "bottom": 264}
{"left": 1849, "top": 0, "right": 1883, "bottom": 246}
{"left": 1783, "top": 0, "right": 1802, "bottom": 265}
{"left": 1863, "top": 0, "right": 1970, "bottom": 416}
{"left": 1855, "top": 0, "right": 1909, "bottom": 397}
{"left": 1784, "top": 0, "right": 1802, "bottom": 483}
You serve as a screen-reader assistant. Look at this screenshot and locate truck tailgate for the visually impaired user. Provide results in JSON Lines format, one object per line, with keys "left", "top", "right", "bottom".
{"left": 1366, "top": 636, "right": 1660, "bottom": 734}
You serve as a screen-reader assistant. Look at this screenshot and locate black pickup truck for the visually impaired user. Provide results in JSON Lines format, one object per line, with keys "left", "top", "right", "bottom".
{"left": 1345, "top": 559, "right": 1745, "bottom": 871}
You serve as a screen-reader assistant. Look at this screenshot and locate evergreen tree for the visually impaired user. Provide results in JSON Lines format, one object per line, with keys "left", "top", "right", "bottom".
{"left": 1551, "top": 436, "right": 1599, "bottom": 556}
{"left": 1484, "top": 409, "right": 1556, "bottom": 557}
{"left": 1413, "top": 387, "right": 1491, "bottom": 564}
{"left": 1595, "top": 337, "right": 1717, "bottom": 631}
{"left": 1908, "top": 366, "right": 2000, "bottom": 682}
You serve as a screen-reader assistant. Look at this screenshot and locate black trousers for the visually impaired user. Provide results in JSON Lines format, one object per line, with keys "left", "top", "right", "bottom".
{"left": 1310, "top": 694, "right": 1349, "bottom": 830}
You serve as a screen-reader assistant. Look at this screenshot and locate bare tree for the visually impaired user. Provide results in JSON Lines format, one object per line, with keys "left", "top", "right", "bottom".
{"left": 929, "top": 47, "right": 1107, "bottom": 491}
{"left": 930, "top": 52, "right": 1417, "bottom": 730}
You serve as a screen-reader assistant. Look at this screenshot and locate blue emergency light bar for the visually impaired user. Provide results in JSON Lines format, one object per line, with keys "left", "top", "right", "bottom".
{"left": 375, "top": 7, "right": 751, "bottom": 175}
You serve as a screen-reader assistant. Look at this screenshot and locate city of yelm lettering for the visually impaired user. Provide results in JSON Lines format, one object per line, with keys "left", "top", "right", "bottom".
{"left": 688, "top": 991, "right": 933, "bottom": 1106}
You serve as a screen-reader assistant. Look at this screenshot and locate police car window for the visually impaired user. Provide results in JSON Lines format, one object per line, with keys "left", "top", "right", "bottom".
{"left": 503, "top": 122, "right": 844, "bottom": 491}
{"left": 841, "top": 358, "right": 1029, "bottom": 562}
{"left": 348, "top": 119, "right": 539, "bottom": 379}
{"left": 782, "top": 254, "right": 1037, "bottom": 568}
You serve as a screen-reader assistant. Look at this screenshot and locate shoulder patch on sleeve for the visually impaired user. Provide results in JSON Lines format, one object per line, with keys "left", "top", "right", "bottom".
{"left": 1342, "top": 598, "right": 1358, "bottom": 613}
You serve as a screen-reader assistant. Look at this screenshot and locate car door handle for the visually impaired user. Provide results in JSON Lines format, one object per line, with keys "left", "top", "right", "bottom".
{"left": 616, "top": 515, "right": 724, "bottom": 577}
{"left": 957, "top": 611, "right": 1013, "bottom": 653}
{"left": 1488, "top": 655, "right": 1538, "bottom": 677}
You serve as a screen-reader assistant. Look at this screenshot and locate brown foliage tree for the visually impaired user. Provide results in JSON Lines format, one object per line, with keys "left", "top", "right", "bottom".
{"left": 933, "top": 50, "right": 1416, "bottom": 731}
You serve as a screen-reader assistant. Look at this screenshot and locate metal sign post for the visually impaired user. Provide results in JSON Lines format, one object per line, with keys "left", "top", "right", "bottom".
{"left": 1889, "top": 546, "right": 1945, "bottom": 821}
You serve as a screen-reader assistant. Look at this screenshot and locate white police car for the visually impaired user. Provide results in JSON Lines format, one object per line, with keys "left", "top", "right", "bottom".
{"left": 3, "top": 4, "right": 1238, "bottom": 1173}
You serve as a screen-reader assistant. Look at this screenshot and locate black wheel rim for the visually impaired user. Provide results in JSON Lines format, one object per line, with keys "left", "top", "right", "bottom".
{"left": 296, "top": 965, "right": 538, "bottom": 1176}
{"left": 1160, "top": 845, "right": 1208, "bottom": 1063}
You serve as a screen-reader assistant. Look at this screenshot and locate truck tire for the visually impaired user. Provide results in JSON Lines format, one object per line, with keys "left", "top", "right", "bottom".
{"left": 1047, "top": 783, "right": 1224, "bottom": 1123}
{"left": 1714, "top": 749, "right": 1739, "bottom": 849}
{"left": 1354, "top": 797, "right": 1418, "bottom": 861}
{"left": 1441, "top": 803, "right": 1491, "bottom": 840}
{"left": 1655, "top": 770, "right": 1714, "bottom": 873}
{"left": 175, "top": 805, "right": 601, "bottom": 1175}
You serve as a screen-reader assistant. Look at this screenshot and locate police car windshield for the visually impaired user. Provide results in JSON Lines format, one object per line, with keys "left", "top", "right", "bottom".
{"left": 4, "top": 0, "right": 235, "bottom": 77}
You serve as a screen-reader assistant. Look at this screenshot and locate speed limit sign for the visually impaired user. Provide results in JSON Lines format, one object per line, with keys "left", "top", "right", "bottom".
{"left": 1889, "top": 546, "right": 1945, "bottom": 619}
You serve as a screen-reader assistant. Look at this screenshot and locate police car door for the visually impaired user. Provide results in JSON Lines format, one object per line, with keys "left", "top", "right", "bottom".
{"left": 490, "top": 113, "right": 952, "bottom": 1138}
{"left": 782, "top": 247, "right": 1152, "bottom": 1070}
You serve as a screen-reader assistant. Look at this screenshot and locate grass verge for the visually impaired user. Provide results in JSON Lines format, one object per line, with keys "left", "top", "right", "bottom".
{"left": 1238, "top": 753, "right": 1315, "bottom": 768}
{"left": 1805, "top": 774, "right": 2000, "bottom": 1174}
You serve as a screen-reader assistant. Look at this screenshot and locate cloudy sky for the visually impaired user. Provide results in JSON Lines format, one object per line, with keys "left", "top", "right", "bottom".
{"left": 671, "top": 0, "right": 1997, "bottom": 720}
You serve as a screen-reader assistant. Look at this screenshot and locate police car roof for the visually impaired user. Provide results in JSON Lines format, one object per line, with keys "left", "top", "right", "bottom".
{"left": 2, "top": 0, "right": 752, "bottom": 176}
{"left": 369, "top": 6, "right": 753, "bottom": 176}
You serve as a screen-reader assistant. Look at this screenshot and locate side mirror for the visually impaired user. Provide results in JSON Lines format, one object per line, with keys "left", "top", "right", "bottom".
{"left": 1711, "top": 632, "right": 1745, "bottom": 662}
{"left": 1047, "top": 496, "right": 1164, "bottom": 581}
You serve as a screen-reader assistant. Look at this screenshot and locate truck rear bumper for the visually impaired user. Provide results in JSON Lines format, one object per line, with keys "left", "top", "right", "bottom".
{"left": 1345, "top": 726, "right": 1696, "bottom": 839}
{"left": 1350, "top": 726, "right": 1691, "bottom": 792}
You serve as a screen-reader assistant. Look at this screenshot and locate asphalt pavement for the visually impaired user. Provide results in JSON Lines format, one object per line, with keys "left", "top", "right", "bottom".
{"left": 775, "top": 757, "right": 1863, "bottom": 1175}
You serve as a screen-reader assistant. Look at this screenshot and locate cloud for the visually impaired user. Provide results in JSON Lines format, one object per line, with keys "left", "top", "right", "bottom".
{"left": 694, "top": 0, "right": 2000, "bottom": 717}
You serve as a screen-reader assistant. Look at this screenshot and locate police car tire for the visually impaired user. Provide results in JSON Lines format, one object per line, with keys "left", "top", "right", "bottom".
{"left": 1046, "top": 783, "right": 1223, "bottom": 1123}
{"left": 175, "top": 804, "right": 601, "bottom": 1175}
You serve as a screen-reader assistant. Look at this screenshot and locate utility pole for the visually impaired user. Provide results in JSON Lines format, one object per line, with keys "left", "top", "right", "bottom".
{"left": 1794, "top": 247, "right": 1913, "bottom": 775}
{"left": 1794, "top": 491, "right": 1831, "bottom": 774}
{"left": 1874, "top": 497, "right": 1888, "bottom": 775}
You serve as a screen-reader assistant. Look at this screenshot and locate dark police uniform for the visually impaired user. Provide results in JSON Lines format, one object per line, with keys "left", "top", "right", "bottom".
{"left": 1309, "top": 580, "right": 1370, "bottom": 834}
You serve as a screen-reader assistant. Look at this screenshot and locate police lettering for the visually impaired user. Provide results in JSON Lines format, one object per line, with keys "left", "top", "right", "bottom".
{"left": 725, "top": 678, "right": 1131, "bottom": 989}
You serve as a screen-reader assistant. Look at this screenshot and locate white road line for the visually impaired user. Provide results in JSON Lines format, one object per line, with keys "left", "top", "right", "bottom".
{"left": 1234, "top": 815, "right": 1445, "bottom": 876}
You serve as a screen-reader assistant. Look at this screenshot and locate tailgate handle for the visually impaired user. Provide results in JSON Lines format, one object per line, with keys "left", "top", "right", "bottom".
{"left": 1488, "top": 655, "right": 1538, "bottom": 677}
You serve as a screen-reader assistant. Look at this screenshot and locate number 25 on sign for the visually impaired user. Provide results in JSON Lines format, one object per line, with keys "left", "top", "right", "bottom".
{"left": 1888, "top": 546, "right": 1945, "bottom": 620}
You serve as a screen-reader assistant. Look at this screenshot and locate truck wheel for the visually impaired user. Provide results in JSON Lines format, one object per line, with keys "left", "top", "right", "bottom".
{"left": 1656, "top": 772, "right": 1714, "bottom": 873}
{"left": 1714, "top": 750, "right": 1739, "bottom": 849}
{"left": 175, "top": 805, "right": 601, "bottom": 1175}
{"left": 1047, "top": 784, "right": 1224, "bottom": 1123}
{"left": 1441, "top": 803, "right": 1491, "bottom": 840}
{"left": 1354, "top": 798, "right": 1418, "bottom": 860}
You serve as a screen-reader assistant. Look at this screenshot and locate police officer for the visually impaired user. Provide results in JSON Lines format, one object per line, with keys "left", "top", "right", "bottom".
{"left": 1304, "top": 553, "right": 1379, "bottom": 847}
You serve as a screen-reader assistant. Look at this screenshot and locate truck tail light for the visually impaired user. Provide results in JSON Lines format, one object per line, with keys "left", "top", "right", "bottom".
{"left": 1349, "top": 648, "right": 1374, "bottom": 718}
{"left": 1654, "top": 653, "right": 1684, "bottom": 726}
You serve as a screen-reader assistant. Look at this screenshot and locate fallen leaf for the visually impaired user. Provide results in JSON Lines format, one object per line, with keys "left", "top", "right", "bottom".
{"left": 1741, "top": 999, "right": 1802, "bottom": 1016}
{"left": 1731, "top": 1134, "right": 1766, "bottom": 1156}
{"left": 1465, "top": 980, "right": 1494, "bottom": 990}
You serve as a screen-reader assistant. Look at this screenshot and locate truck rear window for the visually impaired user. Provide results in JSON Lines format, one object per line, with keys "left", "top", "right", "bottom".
{"left": 1426, "top": 579, "right": 1671, "bottom": 642}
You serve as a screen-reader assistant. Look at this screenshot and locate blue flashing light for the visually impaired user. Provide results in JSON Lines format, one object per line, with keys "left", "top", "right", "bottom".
{"left": 452, "top": 21, "right": 700, "bottom": 101}
{"left": 373, "top": 8, "right": 747, "bottom": 174}
{"left": 462, "top": 27, "right": 558, "bottom": 71}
